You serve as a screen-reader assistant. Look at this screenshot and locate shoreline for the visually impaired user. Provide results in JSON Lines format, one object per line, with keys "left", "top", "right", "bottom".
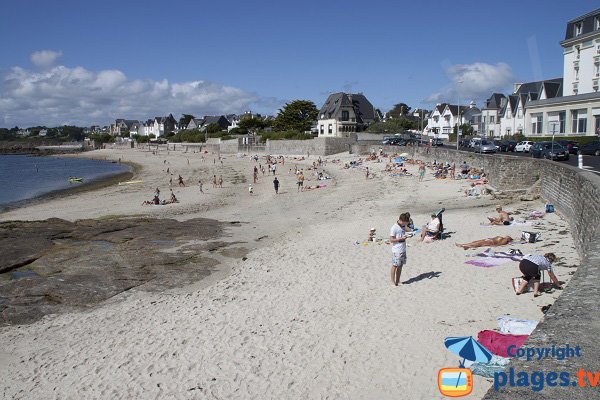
{"left": 0, "top": 147, "right": 580, "bottom": 399}
{"left": 0, "top": 158, "right": 138, "bottom": 214}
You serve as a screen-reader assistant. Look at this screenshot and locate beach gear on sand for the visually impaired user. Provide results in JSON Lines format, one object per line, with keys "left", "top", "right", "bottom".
{"left": 465, "top": 258, "right": 512, "bottom": 268}
{"left": 444, "top": 336, "right": 493, "bottom": 366}
{"left": 477, "top": 330, "right": 528, "bottom": 358}
{"left": 496, "top": 316, "right": 538, "bottom": 335}
{"left": 521, "top": 231, "right": 541, "bottom": 243}
{"left": 468, "top": 354, "right": 510, "bottom": 378}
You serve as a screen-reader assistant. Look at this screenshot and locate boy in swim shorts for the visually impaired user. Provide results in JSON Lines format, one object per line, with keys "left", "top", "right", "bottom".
{"left": 390, "top": 213, "right": 409, "bottom": 286}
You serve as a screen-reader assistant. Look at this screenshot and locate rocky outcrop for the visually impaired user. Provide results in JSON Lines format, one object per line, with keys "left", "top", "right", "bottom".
{"left": 0, "top": 217, "right": 244, "bottom": 325}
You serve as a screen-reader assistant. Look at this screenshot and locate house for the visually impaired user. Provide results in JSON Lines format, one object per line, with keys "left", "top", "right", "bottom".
{"left": 201, "top": 115, "right": 231, "bottom": 131}
{"left": 426, "top": 102, "right": 480, "bottom": 139}
{"left": 480, "top": 93, "right": 507, "bottom": 137}
{"left": 488, "top": 8, "right": 600, "bottom": 137}
{"left": 38, "top": 129, "right": 48, "bottom": 137}
{"left": 111, "top": 119, "right": 140, "bottom": 136}
{"left": 317, "top": 92, "right": 377, "bottom": 137}
{"left": 187, "top": 118, "right": 205, "bottom": 130}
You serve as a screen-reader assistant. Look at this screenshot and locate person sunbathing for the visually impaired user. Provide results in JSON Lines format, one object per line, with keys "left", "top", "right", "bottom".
{"left": 455, "top": 236, "right": 514, "bottom": 250}
{"left": 488, "top": 206, "right": 514, "bottom": 225}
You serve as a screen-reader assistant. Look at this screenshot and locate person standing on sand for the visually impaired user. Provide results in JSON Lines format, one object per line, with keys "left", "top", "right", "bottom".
{"left": 390, "top": 213, "right": 410, "bottom": 286}
{"left": 218, "top": 175, "right": 223, "bottom": 188}
{"left": 249, "top": 184, "right": 253, "bottom": 195}
{"left": 297, "top": 172, "right": 305, "bottom": 192}
{"left": 178, "top": 175, "right": 185, "bottom": 187}
{"left": 198, "top": 179, "right": 204, "bottom": 193}
{"left": 213, "top": 175, "right": 218, "bottom": 188}
{"left": 365, "top": 167, "right": 369, "bottom": 180}
{"left": 273, "top": 177, "right": 280, "bottom": 194}
{"left": 418, "top": 164, "right": 426, "bottom": 182}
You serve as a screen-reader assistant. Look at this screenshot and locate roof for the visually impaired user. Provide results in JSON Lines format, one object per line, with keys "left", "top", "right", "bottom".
{"left": 318, "top": 92, "right": 376, "bottom": 124}
{"left": 562, "top": 8, "right": 600, "bottom": 42}
{"left": 483, "top": 93, "right": 506, "bottom": 109}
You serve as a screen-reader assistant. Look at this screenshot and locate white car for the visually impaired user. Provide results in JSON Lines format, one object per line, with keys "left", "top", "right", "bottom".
{"left": 515, "top": 141, "right": 534, "bottom": 152}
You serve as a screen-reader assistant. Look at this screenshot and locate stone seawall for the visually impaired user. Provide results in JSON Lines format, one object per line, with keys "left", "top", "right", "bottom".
{"left": 367, "top": 146, "right": 599, "bottom": 399}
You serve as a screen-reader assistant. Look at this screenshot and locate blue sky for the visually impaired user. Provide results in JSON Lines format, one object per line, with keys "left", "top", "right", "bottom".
{"left": 0, "top": 0, "right": 595, "bottom": 127}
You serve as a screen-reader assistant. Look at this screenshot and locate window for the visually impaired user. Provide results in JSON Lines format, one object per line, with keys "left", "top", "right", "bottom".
{"left": 506, "top": 128, "right": 511, "bottom": 135}
{"left": 595, "top": 115, "right": 600, "bottom": 135}
{"left": 574, "top": 67, "right": 579, "bottom": 81}
{"left": 320, "top": 125, "right": 324, "bottom": 134}
{"left": 574, "top": 22, "right": 583, "bottom": 36}
{"left": 341, "top": 110, "right": 349, "bottom": 121}
{"left": 490, "top": 116, "right": 495, "bottom": 124}
{"left": 518, "top": 108, "right": 522, "bottom": 118}
{"left": 483, "top": 116, "right": 486, "bottom": 123}
{"left": 595, "top": 16, "right": 600, "bottom": 30}
{"left": 559, "top": 111, "right": 566, "bottom": 133}
{"left": 531, "top": 114, "right": 543, "bottom": 134}
{"left": 571, "top": 110, "right": 587, "bottom": 133}
{"left": 328, "top": 124, "right": 332, "bottom": 134}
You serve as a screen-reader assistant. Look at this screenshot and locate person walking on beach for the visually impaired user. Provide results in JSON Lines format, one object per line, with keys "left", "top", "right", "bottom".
{"left": 273, "top": 177, "right": 280, "bottom": 194}
{"left": 198, "top": 179, "right": 204, "bottom": 193}
{"left": 213, "top": 175, "right": 218, "bottom": 188}
{"left": 418, "top": 163, "right": 426, "bottom": 182}
{"left": 516, "top": 253, "right": 562, "bottom": 297}
{"left": 218, "top": 175, "right": 223, "bottom": 188}
{"left": 178, "top": 175, "right": 185, "bottom": 187}
{"left": 365, "top": 167, "right": 369, "bottom": 180}
{"left": 297, "top": 172, "right": 305, "bottom": 192}
{"left": 390, "top": 213, "right": 409, "bottom": 286}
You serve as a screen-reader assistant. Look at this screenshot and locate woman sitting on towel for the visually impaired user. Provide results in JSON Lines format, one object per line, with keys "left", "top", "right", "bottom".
{"left": 455, "top": 236, "right": 513, "bottom": 250}
{"left": 516, "top": 253, "right": 562, "bottom": 297}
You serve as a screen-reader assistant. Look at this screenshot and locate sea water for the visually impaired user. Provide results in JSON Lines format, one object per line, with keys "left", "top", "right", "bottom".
{"left": 0, "top": 154, "right": 128, "bottom": 209}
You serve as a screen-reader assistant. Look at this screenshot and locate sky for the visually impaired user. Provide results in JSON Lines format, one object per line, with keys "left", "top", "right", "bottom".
{"left": 0, "top": 0, "right": 596, "bottom": 128}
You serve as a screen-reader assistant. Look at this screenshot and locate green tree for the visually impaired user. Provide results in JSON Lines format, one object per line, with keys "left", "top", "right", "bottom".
{"left": 272, "top": 100, "right": 318, "bottom": 132}
{"left": 206, "top": 123, "right": 222, "bottom": 134}
{"left": 387, "top": 103, "right": 411, "bottom": 119}
{"left": 238, "top": 117, "right": 266, "bottom": 134}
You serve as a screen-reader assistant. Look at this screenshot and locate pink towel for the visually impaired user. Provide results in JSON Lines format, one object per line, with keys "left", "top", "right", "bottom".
{"left": 477, "top": 330, "right": 528, "bottom": 357}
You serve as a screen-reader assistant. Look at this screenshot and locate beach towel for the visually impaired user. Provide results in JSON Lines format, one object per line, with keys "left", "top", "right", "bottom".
{"left": 466, "top": 249, "right": 523, "bottom": 261}
{"left": 477, "top": 330, "right": 529, "bottom": 358}
{"left": 465, "top": 258, "right": 512, "bottom": 268}
{"left": 496, "top": 316, "right": 538, "bottom": 335}
{"left": 468, "top": 354, "right": 511, "bottom": 378}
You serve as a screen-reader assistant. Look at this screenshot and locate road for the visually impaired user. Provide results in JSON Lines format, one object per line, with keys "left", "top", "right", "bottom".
{"left": 448, "top": 144, "right": 600, "bottom": 175}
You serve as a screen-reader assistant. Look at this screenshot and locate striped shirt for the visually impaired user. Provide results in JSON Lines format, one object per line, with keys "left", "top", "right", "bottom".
{"left": 523, "top": 255, "right": 553, "bottom": 273}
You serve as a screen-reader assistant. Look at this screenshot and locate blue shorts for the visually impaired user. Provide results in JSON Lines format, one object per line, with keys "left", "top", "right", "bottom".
{"left": 392, "top": 252, "right": 407, "bottom": 267}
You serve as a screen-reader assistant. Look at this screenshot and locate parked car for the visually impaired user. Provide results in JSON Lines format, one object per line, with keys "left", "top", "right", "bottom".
{"left": 469, "top": 138, "right": 482, "bottom": 148}
{"left": 515, "top": 141, "right": 534, "bottom": 152}
{"left": 459, "top": 139, "right": 470, "bottom": 148}
{"left": 431, "top": 138, "right": 444, "bottom": 146}
{"left": 505, "top": 140, "right": 518, "bottom": 152}
{"left": 473, "top": 139, "right": 497, "bottom": 153}
{"left": 557, "top": 140, "right": 580, "bottom": 154}
{"left": 531, "top": 142, "right": 570, "bottom": 160}
{"left": 493, "top": 140, "right": 508, "bottom": 152}
{"left": 382, "top": 137, "right": 406, "bottom": 146}
{"left": 578, "top": 141, "right": 600, "bottom": 156}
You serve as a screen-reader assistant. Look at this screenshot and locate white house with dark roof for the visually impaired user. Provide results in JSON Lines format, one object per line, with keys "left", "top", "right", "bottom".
{"left": 317, "top": 92, "right": 377, "bottom": 137}
{"left": 426, "top": 102, "right": 480, "bottom": 139}
{"left": 491, "top": 8, "right": 600, "bottom": 137}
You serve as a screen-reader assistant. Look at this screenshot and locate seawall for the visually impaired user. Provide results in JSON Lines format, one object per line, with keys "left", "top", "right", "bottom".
{"left": 385, "top": 146, "right": 599, "bottom": 399}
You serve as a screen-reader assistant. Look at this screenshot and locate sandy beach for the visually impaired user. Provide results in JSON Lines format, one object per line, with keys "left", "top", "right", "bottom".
{"left": 0, "top": 147, "right": 579, "bottom": 399}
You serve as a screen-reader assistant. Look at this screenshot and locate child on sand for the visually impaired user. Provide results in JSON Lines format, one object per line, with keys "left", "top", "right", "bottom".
{"left": 390, "top": 213, "right": 410, "bottom": 286}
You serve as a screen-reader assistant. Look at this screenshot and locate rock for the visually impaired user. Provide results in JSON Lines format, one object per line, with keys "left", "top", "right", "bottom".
{"left": 0, "top": 217, "right": 229, "bottom": 326}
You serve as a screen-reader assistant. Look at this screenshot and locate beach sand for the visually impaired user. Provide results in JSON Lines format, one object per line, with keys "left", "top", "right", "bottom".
{"left": 0, "top": 148, "right": 578, "bottom": 399}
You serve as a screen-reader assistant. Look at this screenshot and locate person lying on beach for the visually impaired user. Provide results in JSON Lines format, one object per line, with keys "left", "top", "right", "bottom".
{"left": 488, "top": 206, "right": 514, "bottom": 225}
{"left": 455, "top": 236, "right": 513, "bottom": 250}
{"left": 516, "top": 253, "right": 562, "bottom": 297}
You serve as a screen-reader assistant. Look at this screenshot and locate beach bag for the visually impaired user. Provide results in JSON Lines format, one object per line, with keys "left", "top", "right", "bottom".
{"left": 511, "top": 277, "right": 524, "bottom": 293}
{"left": 545, "top": 204, "right": 554, "bottom": 213}
{"left": 521, "top": 231, "right": 540, "bottom": 243}
{"left": 497, "top": 316, "right": 539, "bottom": 335}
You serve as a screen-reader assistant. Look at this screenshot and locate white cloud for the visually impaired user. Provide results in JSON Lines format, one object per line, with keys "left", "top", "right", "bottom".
{"left": 1, "top": 53, "right": 268, "bottom": 127}
{"left": 425, "top": 62, "right": 516, "bottom": 105}
{"left": 30, "top": 50, "right": 63, "bottom": 69}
